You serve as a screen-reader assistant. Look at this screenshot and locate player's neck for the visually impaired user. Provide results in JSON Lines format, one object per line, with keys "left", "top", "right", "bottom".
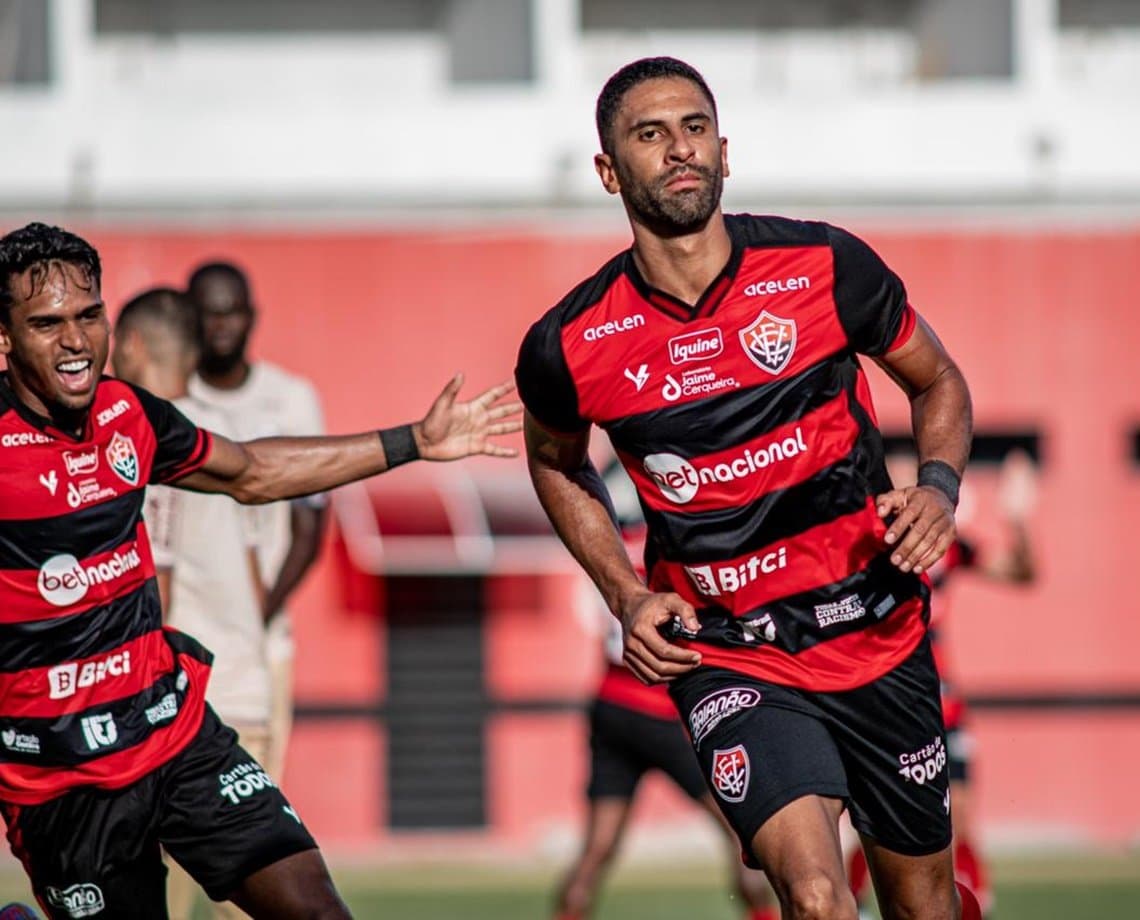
{"left": 629, "top": 211, "right": 732, "bottom": 307}
{"left": 198, "top": 359, "right": 252, "bottom": 392}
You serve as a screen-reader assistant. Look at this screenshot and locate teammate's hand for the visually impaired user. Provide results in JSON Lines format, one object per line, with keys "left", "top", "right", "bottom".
{"left": 876, "top": 485, "right": 957, "bottom": 574}
{"left": 414, "top": 373, "right": 523, "bottom": 461}
{"left": 619, "top": 590, "right": 702, "bottom": 684}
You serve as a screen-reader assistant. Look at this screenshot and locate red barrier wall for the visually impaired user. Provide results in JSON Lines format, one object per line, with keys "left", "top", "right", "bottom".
{"left": 38, "top": 221, "right": 1140, "bottom": 853}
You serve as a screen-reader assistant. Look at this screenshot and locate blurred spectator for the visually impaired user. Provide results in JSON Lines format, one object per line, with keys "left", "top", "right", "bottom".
{"left": 112, "top": 287, "right": 271, "bottom": 920}
{"left": 186, "top": 262, "right": 328, "bottom": 785}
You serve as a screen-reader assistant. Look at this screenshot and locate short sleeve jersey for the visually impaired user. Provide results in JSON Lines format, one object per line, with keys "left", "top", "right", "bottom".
{"left": 516, "top": 214, "right": 928, "bottom": 692}
{"left": 146, "top": 397, "right": 271, "bottom": 727}
{"left": 0, "top": 375, "right": 214, "bottom": 804}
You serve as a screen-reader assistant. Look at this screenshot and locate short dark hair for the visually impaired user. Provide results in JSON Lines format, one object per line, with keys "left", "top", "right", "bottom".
{"left": 116, "top": 287, "right": 201, "bottom": 354}
{"left": 186, "top": 260, "right": 251, "bottom": 306}
{"left": 595, "top": 57, "right": 718, "bottom": 155}
{"left": 0, "top": 222, "right": 102, "bottom": 325}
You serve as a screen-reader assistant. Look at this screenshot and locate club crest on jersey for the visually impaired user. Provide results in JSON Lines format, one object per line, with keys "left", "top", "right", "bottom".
{"left": 711, "top": 744, "right": 751, "bottom": 802}
{"left": 105, "top": 432, "right": 139, "bottom": 486}
{"left": 739, "top": 311, "right": 796, "bottom": 375}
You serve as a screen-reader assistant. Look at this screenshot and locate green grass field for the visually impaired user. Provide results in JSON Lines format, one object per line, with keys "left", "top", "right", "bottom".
{"left": 2, "top": 852, "right": 1137, "bottom": 918}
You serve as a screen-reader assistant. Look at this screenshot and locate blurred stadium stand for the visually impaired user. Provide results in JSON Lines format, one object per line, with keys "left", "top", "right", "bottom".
{"left": 1, "top": 0, "right": 1139, "bottom": 865}
{"left": 2, "top": 0, "right": 1140, "bottom": 209}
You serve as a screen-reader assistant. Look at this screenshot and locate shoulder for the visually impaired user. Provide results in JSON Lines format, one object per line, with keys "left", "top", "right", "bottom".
{"left": 726, "top": 213, "right": 831, "bottom": 249}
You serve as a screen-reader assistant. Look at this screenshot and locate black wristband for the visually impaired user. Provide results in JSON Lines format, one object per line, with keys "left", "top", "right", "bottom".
{"left": 379, "top": 424, "right": 419, "bottom": 469}
{"left": 917, "top": 459, "right": 961, "bottom": 508}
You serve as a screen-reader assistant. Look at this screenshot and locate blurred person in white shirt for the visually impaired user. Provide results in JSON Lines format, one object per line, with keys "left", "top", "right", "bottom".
{"left": 185, "top": 261, "right": 326, "bottom": 784}
{"left": 112, "top": 287, "right": 272, "bottom": 920}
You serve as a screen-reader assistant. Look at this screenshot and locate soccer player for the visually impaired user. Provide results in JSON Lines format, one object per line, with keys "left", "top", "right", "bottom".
{"left": 515, "top": 57, "right": 981, "bottom": 920}
{"left": 111, "top": 287, "right": 273, "bottom": 920}
{"left": 0, "top": 222, "right": 520, "bottom": 919}
{"left": 848, "top": 448, "right": 1038, "bottom": 917}
{"left": 555, "top": 458, "right": 778, "bottom": 920}
{"left": 185, "top": 261, "right": 326, "bottom": 785}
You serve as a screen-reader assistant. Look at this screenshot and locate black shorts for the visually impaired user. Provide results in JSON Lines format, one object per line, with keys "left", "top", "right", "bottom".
{"left": 587, "top": 699, "right": 707, "bottom": 801}
{"left": 669, "top": 635, "right": 952, "bottom": 864}
{"left": 1, "top": 707, "right": 316, "bottom": 919}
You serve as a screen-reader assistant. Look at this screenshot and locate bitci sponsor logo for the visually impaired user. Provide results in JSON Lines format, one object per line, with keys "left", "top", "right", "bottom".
{"left": 684, "top": 548, "right": 788, "bottom": 597}
{"left": 48, "top": 651, "right": 132, "bottom": 700}
{"left": 642, "top": 428, "right": 808, "bottom": 504}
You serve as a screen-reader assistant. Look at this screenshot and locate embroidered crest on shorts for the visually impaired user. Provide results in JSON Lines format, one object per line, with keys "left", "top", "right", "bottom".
{"left": 739, "top": 311, "right": 797, "bottom": 375}
{"left": 711, "top": 744, "right": 751, "bottom": 802}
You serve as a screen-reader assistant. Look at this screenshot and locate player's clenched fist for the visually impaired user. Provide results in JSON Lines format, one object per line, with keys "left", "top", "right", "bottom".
{"left": 618, "top": 590, "right": 702, "bottom": 684}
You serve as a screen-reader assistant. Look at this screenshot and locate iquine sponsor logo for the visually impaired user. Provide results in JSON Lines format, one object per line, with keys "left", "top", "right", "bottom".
{"left": 668, "top": 327, "right": 723, "bottom": 364}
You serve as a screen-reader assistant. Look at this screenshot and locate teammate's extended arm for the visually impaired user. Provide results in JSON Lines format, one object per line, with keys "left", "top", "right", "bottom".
{"left": 874, "top": 315, "right": 973, "bottom": 575}
{"left": 262, "top": 502, "right": 326, "bottom": 624}
{"left": 524, "top": 413, "right": 700, "bottom": 684}
{"left": 174, "top": 374, "right": 522, "bottom": 503}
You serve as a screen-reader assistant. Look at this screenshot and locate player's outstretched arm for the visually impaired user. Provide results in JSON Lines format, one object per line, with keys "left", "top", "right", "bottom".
{"left": 525, "top": 413, "right": 701, "bottom": 684}
{"left": 874, "top": 314, "right": 973, "bottom": 575}
{"left": 174, "top": 374, "right": 522, "bottom": 503}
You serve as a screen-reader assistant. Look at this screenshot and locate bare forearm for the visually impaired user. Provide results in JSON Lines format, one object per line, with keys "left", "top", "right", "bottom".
{"left": 189, "top": 431, "right": 394, "bottom": 503}
{"left": 910, "top": 365, "right": 973, "bottom": 475}
{"left": 529, "top": 458, "right": 646, "bottom": 615}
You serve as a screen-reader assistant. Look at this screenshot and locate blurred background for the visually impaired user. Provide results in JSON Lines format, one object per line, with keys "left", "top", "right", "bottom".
{"left": 1, "top": 1, "right": 1138, "bottom": 917}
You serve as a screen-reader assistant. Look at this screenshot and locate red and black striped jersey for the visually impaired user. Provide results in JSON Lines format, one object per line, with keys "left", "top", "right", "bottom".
{"left": 517, "top": 214, "right": 929, "bottom": 692}
{"left": 0, "top": 374, "right": 214, "bottom": 804}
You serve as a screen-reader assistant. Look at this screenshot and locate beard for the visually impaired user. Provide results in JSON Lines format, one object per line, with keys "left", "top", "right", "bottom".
{"left": 617, "top": 160, "right": 723, "bottom": 236}
{"left": 198, "top": 332, "right": 250, "bottom": 378}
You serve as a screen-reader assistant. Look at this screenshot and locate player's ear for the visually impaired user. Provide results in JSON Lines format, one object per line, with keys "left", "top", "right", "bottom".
{"left": 0, "top": 320, "right": 10, "bottom": 356}
{"left": 595, "top": 153, "right": 621, "bottom": 196}
{"left": 720, "top": 136, "right": 730, "bottom": 179}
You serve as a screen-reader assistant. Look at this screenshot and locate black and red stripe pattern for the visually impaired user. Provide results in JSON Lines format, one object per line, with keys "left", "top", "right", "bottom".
{"left": 517, "top": 214, "right": 928, "bottom": 691}
{"left": 0, "top": 375, "right": 214, "bottom": 804}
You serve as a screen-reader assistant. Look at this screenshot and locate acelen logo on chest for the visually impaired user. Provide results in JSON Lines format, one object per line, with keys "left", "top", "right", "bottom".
{"left": 583, "top": 314, "right": 645, "bottom": 342}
